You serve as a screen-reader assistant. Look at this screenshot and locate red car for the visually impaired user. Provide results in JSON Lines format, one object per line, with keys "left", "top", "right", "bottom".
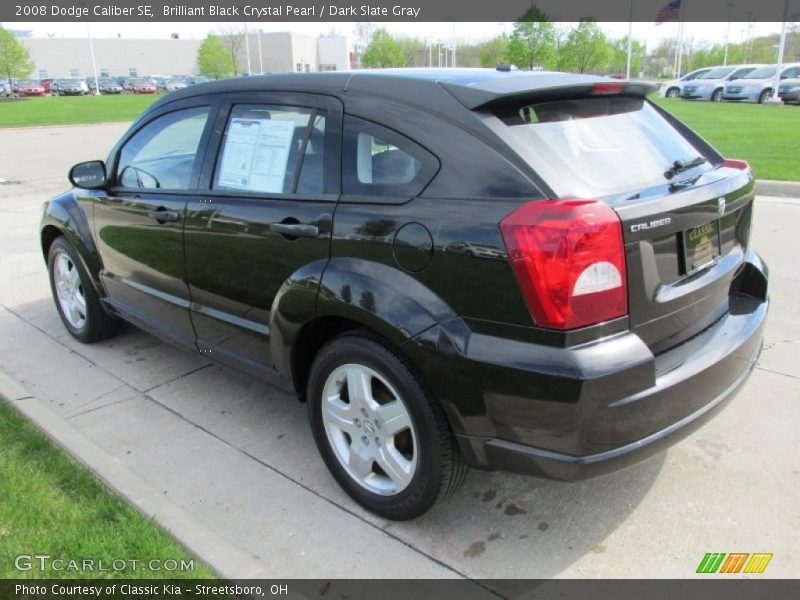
{"left": 130, "top": 79, "right": 157, "bottom": 94}
{"left": 40, "top": 79, "right": 54, "bottom": 94}
{"left": 18, "top": 81, "right": 46, "bottom": 96}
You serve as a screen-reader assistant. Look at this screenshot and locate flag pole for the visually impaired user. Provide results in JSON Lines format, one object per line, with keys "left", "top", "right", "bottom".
{"left": 723, "top": 2, "right": 733, "bottom": 66}
{"left": 626, "top": 0, "right": 633, "bottom": 79}
{"left": 768, "top": 0, "right": 790, "bottom": 103}
{"left": 675, "top": 0, "right": 686, "bottom": 78}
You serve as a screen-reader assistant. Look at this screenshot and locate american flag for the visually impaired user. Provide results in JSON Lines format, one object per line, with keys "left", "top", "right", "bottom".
{"left": 656, "top": 0, "right": 682, "bottom": 25}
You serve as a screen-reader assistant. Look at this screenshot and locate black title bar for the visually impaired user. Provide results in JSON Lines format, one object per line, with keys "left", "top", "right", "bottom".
{"left": 3, "top": 0, "right": 800, "bottom": 22}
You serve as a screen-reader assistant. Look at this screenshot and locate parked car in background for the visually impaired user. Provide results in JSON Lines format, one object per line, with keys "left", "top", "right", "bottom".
{"left": 41, "top": 70, "right": 769, "bottom": 519}
{"left": 40, "top": 78, "right": 54, "bottom": 94}
{"left": 95, "top": 78, "right": 124, "bottom": 94}
{"left": 680, "top": 65, "right": 766, "bottom": 102}
{"left": 184, "top": 75, "right": 211, "bottom": 85}
{"left": 164, "top": 78, "right": 187, "bottom": 93}
{"left": 18, "top": 80, "right": 46, "bottom": 97}
{"left": 778, "top": 78, "right": 800, "bottom": 104}
{"left": 53, "top": 78, "right": 89, "bottom": 96}
{"left": 723, "top": 64, "right": 800, "bottom": 103}
{"left": 659, "top": 67, "right": 713, "bottom": 98}
{"left": 1, "top": 80, "right": 10, "bottom": 97}
{"left": 130, "top": 78, "right": 157, "bottom": 94}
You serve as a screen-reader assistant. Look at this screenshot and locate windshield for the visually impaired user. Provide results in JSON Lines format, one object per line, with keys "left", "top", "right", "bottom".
{"left": 698, "top": 67, "right": 735, "bottom": 79}
{"left": 741, "top": 67, "right": 776, "bottom": 79}
{"left": 57, "top": 79, "right": 80, "bottom": 85}
{"left": 98, "top": 79, "right": 116, "bottom": 85}
{"left": 495, "top": 96, "right": 708, "bottom": 197}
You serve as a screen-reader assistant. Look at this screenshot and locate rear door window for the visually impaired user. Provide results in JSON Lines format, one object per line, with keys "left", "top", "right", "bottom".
{"left": 342, "top": 116, "right": 438, "bottom": 198}
{"left": 213, "top": 104, "right": 325, "bottom": 195}
{"left": 494, "top": 96, "right": 709, "bottom": 198}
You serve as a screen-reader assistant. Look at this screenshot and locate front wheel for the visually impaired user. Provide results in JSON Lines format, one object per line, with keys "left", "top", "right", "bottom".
{"left": 666, "top": 87, "right": 680, "bottom": 98}
{"left": 758, "top": 89, "right": 772, "bottom": 104}
{"left": 711, "top": 88, "right": 723, "bottom": 102}
{"left": 307, "top": 332, "right": 466, "bottom": 520}
{"left": 47, "top": 236, "right": 120, "bottom": 343}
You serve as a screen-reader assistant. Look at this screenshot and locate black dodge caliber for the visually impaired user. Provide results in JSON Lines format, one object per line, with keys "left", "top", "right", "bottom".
{"left": 41, "top": 69, "right": 769, "bottom": 519}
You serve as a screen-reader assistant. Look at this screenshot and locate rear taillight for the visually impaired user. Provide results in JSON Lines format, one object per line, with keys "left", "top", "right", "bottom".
{"left": 723, "top": 158, "right": 750, "bottom": 172}
{"left": 499, "top": 200, "right": 627, "bottom": 330}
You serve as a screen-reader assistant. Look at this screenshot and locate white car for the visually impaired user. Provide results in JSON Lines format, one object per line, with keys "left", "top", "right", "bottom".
{"left": 659, "top": 67, "right": 714, "bottom": 98}
{"left": 680, "top": 64, "right": 768, "bottom": 102}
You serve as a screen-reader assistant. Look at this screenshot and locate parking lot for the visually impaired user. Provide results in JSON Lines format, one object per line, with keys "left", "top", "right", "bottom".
{"left": 0, "top": 123, "right": 798, "bottom": 579}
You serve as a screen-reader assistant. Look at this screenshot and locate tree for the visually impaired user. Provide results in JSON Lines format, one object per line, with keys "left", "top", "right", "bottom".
{"left": 559, "top": 20, "right": 611, "bottom": 74}
{"left": 504, "top": 6, "right": 557, "bottom": 70}
{"left": 0, "top": 28, "right": 34, "bottom": 88}
{"left": 396, "top": 37, "right": 425, "bottom": 67}
{"left": 197, "top": 34, "right": 235, "bottom": 79}
{"left": 477, "top": 35, "right": 510, "bottom": 68}
{"left": 361, "top": 29, "right": 405, "bottom": 68}
{"left": 354, "top": 219, "right": 396, "bottom": 240}
{"left": 609, "top": 36, "right": 647, "bottom": 76}
{"left": 215, "top": 26, "right": 246, "bottom": 76}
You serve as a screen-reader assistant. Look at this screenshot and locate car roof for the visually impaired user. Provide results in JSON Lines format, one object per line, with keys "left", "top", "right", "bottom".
{"left": 153, "top": 68, "right": 657, "bottom": 112}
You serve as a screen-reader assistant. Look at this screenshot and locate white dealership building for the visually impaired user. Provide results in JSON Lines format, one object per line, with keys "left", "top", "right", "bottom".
{"left": 21, "top": 32, "right": 353, "bottom": 80}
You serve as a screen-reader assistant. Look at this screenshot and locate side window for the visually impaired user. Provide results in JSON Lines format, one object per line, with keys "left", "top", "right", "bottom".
{"left": 343, "top": 116, "right": 438, "bottom": 198}
{"left": 213, "top": 104, "right": 326, "bottom": 195}
{"left": 117, "top": 106, "right": 210, "bottom": 190}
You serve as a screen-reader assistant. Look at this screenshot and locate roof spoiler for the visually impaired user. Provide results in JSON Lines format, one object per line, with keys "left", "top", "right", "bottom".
{"left": 441, "top": 80, "right": 659, "bottom": 111}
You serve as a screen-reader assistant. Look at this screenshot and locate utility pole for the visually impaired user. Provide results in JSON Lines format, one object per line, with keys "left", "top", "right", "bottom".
{"left": 86, "top": 22, "right": 100, "bottom": 95}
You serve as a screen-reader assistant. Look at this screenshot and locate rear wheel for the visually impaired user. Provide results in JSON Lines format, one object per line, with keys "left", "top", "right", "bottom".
{"left": 307, "top": 332, "right": 466, "bottom": 520}
{"left": 47, "top": 236, "right": 120, "bottom": 343}
{"left": 758, "top": 89, "right": 772, "bottom": 104}
{"left": 666, "top": 87, "right": 680, "bottom": 98}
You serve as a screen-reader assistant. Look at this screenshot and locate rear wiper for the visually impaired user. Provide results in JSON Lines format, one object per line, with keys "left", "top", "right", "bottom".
{"left": 664, "top": 156, "right": 707, "bottom": 180}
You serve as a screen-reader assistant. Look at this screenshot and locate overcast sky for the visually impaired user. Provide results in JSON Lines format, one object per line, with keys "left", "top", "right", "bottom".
{"left": 3, "top": 21, "right": 786, "bottom": 49}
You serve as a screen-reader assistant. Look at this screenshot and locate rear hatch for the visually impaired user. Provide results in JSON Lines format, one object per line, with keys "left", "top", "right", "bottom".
{"left": 480, "top": 83, "right": 755, "bottom": 353}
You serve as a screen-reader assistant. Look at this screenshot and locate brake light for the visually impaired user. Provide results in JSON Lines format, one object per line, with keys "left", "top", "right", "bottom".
{"left": 499, "top": 200, "right": 628, "bottom": 330}
{"left": 593, "top": 82, "right": 629, "bottom": 95}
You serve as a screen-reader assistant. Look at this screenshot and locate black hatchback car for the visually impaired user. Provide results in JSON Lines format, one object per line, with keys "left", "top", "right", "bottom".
{"left": 41, "top": 69, "right": 768, "bottom": 519}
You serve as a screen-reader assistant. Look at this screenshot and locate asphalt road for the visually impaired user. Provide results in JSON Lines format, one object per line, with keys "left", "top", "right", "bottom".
{"left": 0, "top": 123, "right": 797, "bottom": 580}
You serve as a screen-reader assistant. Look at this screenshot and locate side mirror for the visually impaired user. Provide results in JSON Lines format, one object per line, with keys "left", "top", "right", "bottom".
{"left": 780, "top": 75, "right": 788, "bottom": 80}
{"left": 69, "top": 160, "right": 107, "bottom": 190}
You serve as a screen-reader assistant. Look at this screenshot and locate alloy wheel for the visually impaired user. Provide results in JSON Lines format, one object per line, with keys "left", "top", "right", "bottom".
{"left": 321, "top": 363, "right": 418, "bottom": 495}
{"left": 53, "top": 252, "right": 87, "bottom": 329}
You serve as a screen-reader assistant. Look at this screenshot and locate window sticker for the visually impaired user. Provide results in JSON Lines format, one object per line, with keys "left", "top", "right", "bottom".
{"left": 217, "top": 118, "right": 296, "bottom": 193}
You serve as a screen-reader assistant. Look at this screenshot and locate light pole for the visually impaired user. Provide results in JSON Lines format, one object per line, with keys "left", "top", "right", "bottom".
{"left": 767, "top": 0, "right": 790, "bottom": 104}
{"left": 257, "top": 29, "right": 263, "bottom": 74}
{"left": 723, "top": 2, "right": 733, "bottom": 66}
{"left": 244, "top": 23, "right": 252, "bottom": 75}
{"left": 86, "top": 22, "right": 100, "bottom": 95}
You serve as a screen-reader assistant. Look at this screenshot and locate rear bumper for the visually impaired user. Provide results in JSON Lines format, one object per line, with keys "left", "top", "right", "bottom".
{"left": 410, "top": 250, "right": 769, "bottom": 481}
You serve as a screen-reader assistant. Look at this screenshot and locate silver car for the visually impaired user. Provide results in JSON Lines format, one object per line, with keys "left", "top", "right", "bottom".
{"left": 723, "top": 64, "right": 800, "bottom": 103}
{"left": 680, "top": 65, "right": 766, "bottom": 102}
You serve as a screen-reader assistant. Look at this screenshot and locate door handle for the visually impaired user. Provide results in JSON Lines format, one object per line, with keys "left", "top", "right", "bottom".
{"left": 270, "top": 222, "right": 319, "bottom": 238}
{"left": 148, "top": 208, "right": 180, "bottom": 223}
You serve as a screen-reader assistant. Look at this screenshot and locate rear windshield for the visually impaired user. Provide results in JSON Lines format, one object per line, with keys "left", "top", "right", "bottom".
{"left": 494, "top": 96, "right": 708, "bottom": 198}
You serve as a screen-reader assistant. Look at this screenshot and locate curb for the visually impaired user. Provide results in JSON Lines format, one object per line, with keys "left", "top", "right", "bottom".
{"left": 0, "top": 369, "right": 266, "bottom": 580}
{"left": 755, "top": 180, "right": 800, "bottom": 198}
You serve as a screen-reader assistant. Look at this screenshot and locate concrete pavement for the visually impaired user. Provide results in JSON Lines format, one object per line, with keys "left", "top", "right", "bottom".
{"left": 0, "top": 124, "right": 797, "bottom": 580}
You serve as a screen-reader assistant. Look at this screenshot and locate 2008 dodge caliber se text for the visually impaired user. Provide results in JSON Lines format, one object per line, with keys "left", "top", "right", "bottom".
{"left": 41, "top": 69, "right": 769, "bottom": 519}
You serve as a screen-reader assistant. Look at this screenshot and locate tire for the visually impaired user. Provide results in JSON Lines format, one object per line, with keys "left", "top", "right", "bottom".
{"left": 711, "top": 89, "right": 723, "bottom": 102}
{"left": 307, "top": 331, "right": 466, "bottom": 520}
{"left": 666, "top": 87, "right": 680, "bottom": 98}
{"left": 47, "top": 236, "right": 120, "bottom": 343}
{"left": 758, "top": 89, "right": 772, "bottom": 104}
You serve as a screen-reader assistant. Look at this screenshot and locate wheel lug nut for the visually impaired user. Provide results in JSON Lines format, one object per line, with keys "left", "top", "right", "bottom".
{"left": 361, "top": 436, "right": 369, "bottom": 446}
{"left": 353, "top": 418, "right": 361, "bottom": 428}
{"left": 361, "top": 408, "right": 368, "bottom": 416}
{"left": 374, "top": 419, "right": 380, "bottom": 428}
{"left": 374, "top": 437, "right": 380, "bottom": 446}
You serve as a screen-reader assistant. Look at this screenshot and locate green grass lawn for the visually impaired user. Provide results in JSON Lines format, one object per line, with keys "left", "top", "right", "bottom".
{"left": 1, "top": 93, "right": 797, "bottom": 180}
{"left": 651, "top": 97, "right": 799, "bottom": 181}
{"left": 0, "top": 95, "right": 158, "bottom": 128}
{"left": 0, "top": 397, "right": 215, "bottom": 579}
